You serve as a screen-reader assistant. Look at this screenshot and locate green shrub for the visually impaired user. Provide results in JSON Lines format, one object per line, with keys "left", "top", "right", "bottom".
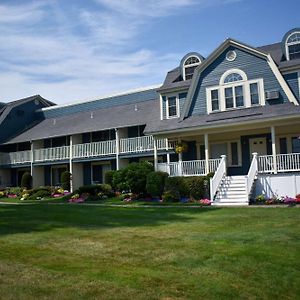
{"left": 61, "top": 171, "right": 71, "bottom": 191}
{"left": 185, "top": 177, "right": 205, "bottom": 199}
{"left": 105, "top": 170, "right": 116, "bottom": 187}
{"left": 6, "top": 187, "right": 22, "bottom": 196}
{"left": 146, "top": 171, "right": 169, "bottom": 198}
{"left": 165, "top": 177, "right": 189, "bottom": 198}
{"left": 112, "top": 162, "right": 154, "bottom": 194}
{"left": 78, "top": 184, "right": 113, "bottom": 197}
{"left": 28, "top": 189, "right": 51, "bottom": 200}
{"left": 21, "top": 172, "right": 32, "bottom": 190}
{"left": 162, "top": 190, "right": 180, "bottom": 203}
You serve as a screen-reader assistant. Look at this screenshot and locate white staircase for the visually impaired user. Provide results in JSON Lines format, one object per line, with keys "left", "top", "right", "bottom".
{"left": 213, "top": 175, "right": 249, "bottom": 206}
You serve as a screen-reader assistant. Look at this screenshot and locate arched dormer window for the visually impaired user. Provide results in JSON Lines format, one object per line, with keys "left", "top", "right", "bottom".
{"left": 206, "top": 69, "right": 265, "bottom": 113}
{"left": 184, "top": 56, "right": 200, "bottom": 80}
{"left": 180, "top": 52, "right": 203, "bottom": 81}
{"left": 286, "top": 32, "right": 300, "bottom": 60}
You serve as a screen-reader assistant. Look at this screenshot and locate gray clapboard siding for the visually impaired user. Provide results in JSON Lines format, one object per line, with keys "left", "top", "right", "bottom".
{"left": 41, "top": 89, "right": 158, "bottom": 119}
{"left": 188, "top": 46, "right": 290, "bottom": 116}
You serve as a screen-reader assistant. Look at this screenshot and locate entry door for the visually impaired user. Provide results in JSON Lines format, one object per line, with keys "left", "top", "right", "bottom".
{"left": 249, "top": 137, "right": 267, "bottom": 157}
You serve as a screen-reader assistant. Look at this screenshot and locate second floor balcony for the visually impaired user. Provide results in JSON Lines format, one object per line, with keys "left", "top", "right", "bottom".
{"left": 0, "top": 135, "right": 176, "bottom": 165}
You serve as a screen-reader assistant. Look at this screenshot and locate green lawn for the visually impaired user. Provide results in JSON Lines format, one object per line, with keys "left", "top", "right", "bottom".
{"left": 0, "top": 204, "right": 299, "bottom": 300}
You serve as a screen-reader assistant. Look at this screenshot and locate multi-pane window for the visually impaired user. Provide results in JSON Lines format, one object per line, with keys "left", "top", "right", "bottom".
{"left": 292, "top": 137, "right": 300, "bottom": 153}
{"left": 206, "top": 69, "right": 264, "bottom": 113}
{"left": 183, "top": 56, "right": 201, "bottom": 80}
{"left": 167, "top": 96, "right": 178, "bottom": 118}
{"left": 211, "top": 89, "right": 219, "bottom": 111}
{"left": 250, "top": 83, "right": 259, "bottom": 105}
{"left": 286, "top": 32, "right": 300, "bottom": 60}
{"left": 225, "top": 85, "right": 244, "bottom": 109}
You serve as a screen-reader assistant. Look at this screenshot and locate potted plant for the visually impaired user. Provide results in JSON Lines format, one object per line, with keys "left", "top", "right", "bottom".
{"left": 175, "top": 142, "right": 188, "bottom": 154}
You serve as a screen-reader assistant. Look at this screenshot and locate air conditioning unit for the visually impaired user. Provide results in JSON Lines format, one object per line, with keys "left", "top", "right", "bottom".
{"left": 265, "top": 90, "right": 279, "bottom": 100}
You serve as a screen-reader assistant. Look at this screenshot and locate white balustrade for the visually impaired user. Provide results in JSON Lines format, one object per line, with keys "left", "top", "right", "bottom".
{"left": 246, "top": 153, "right": 258, "bottom": 195}
{"left": 73, "top": 140, "right": 116, "bottom": 158}
{"left": 157, "top": 158, "right": 221, "bottom": 177}
{"left": 34, "top": 146, "right": 70, "bottom": 162}
{"left": 210, "top": 155, "right": 226, "bottom": 201}
{"left": 259, "top": 153, "right": 300, "bottom": 173}
{"left": 0, "top": 150, "right": 31, "bottom": 165}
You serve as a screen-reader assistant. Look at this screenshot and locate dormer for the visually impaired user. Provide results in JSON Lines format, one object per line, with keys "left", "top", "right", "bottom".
{"left": 282, "top": 28, "right": 300, "bottom": 61}
{"left": 180, "top": 52, "right": 204, "bottom": 80}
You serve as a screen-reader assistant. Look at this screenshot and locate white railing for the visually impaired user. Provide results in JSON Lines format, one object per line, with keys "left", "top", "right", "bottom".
{"left": 120, "top": 136, "right": 175, "bottom": 154}
{"left": 120, "top": 136, "right": 153, "bottom": 153}
{"left": 246, "top": 152, "right": 258, "bottom": 195}
{"left": 157, "top": 158, "right": 221, "bottom": 177}
{"left": 34, "top": 146, "right": 70, "bottom": 162}
{"left": 258, "top": 153, "right": 300, "bottom": 173}
{"left": 73, "top": 140, "right": 116, "bottom": 158}
{"left": 0, "top": 150, "right": 31, "bottom": 165}
{"left": 210, "top": 155, "right": 226, "bottom": 201}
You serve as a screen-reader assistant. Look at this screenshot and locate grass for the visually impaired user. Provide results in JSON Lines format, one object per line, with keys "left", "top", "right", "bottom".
{"left": 0, "top": 204, "right": 299, "bottom": 299}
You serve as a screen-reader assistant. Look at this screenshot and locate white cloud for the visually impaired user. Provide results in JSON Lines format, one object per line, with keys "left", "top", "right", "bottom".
{"left": 0, "top": 0, "right": 241, "bottom": 104}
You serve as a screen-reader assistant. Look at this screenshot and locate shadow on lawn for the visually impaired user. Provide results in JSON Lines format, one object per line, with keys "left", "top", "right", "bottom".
{"left": 0, "top": 204, "right": 220, "bottom": 236}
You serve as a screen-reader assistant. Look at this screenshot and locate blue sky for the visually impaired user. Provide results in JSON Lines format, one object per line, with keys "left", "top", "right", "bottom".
{"left": 0, "top": 0, "right": 299, "bottom": 104}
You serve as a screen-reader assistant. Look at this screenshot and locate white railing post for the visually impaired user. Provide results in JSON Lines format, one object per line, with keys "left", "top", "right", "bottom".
{"left": 271, "top": 126, "right": 277, "bottom": 174}
{"left": 30, "top": 142, "right": 34, "bottom": 176}
{"left": 69, "top": 136, "right": 73, "bottom": 192}
{"left": 210, "top": 155, "right": 226, "bottom": 202}
{"left": 246, "top": 152, "right": 258, "bottom": 195}
{"left": 153, "top": 137, "right": 158, "bottom": 171}
{"left": 115, "top": 129, "right": 120, "bottom": 170}
{"left": 204, "top": 133, "right": 209, "bottom": 175}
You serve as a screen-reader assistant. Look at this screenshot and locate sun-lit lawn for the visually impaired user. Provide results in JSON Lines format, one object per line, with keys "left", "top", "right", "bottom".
{"left": 0, "top": 204, "right": 299, "bottom": 300}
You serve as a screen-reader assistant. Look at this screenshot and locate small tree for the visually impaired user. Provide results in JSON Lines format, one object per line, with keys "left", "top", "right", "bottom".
{"left": 61, "top": 171, "right": 71, "bottom": 191}
{"left": 21, "top": 172, "right": 32, "bottom": 190}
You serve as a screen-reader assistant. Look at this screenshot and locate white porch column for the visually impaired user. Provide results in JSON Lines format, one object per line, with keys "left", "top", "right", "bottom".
{"left": 115, "top": 128, "right": 120, "bottom": 170}
{"left": 69, "top": 136, "right": 73, "bottom": 192}
{"left": 178, "top": 138, "right": 183, "bottom": 176}
{"left": 30, "top": 141, "right": 34, "bottom": 176}
{"left": 153, "top": 137, "right": 158, "bottom": 171}
{"left": 271, "top": 126, "right": 277, "bottom": 174}
{"left": 204, "top": 133, "right": 209, "bottom": 174}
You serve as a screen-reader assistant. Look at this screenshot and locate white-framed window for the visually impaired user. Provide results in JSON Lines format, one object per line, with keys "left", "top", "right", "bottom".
{"left": 183, "top": 56, "right": 201, "bottom": 80}
{"left": 285, "top": 32, "right": 300, "bottom": 61}
{"left": 166, "top": 95, "right": 180, "bottom": 119}
{"left": 206, "top": 69, "right": 265, "bottom": 113}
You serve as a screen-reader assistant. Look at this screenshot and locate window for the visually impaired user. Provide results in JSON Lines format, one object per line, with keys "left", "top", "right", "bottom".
{"left": 211, "top": 89, "right": 219, "bottom": 111}
{"left": 292, "top": 137, "right": 300, "bottom": 153}
{"left": 286, "top": 32, "right": 300, "bottom": 60}
{"left": 167, "top": 96, "right": 178, "bottom": 118}
{"left": 183, "top": 56, "right": 201, "bottom": 80}
{"left": 206, "top": 69, "right": 264, "bottom": 113}
{"left": 279, "top": 138, "right": 287, "bottom": 154}
{"left": 250, "top": 83, "right": 259, "bottom": 105}
{"left": 210, "top": 141, "right": 241, "bottom": 166}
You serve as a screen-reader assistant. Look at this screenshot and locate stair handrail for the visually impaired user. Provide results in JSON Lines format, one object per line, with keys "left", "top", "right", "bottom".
{"left": 210, "top": 155, "right": 226, "bottom": 202}
{"left": 246, "top": 152, "right": 258, "bottom": 195}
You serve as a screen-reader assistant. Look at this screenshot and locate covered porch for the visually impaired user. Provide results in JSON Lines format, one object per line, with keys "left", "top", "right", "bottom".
{"left": 155, "top": 120, "right": 300, "bottom": 177}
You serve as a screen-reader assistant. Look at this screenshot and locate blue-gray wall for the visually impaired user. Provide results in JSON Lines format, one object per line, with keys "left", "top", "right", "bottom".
{"left": 40, "top": 89, "right": 158, "bottom": 119}
{"left": 188, "top": 46, "right": 290, "bottom": 116}
{"left": 284, "top": 72, "right": 300, "bottom": 102}
{"left": 0, "top": 100, "right": 46, "bottom": 143}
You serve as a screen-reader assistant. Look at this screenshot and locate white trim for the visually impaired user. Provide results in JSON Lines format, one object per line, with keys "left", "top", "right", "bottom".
{"left": 267, "top": 55, "right": 299, "bottom": 105}
{"left": 206, "top": 78, "right": 264, "bottom": 114}
{"left": 298, "top": 71, "right": 300, "bottom": 99}
{"left": 166, "top": 94, "right": 180, "bottom": 119}
{"left": 39, "top": 84, "right": 161, "bottom": 112}
{"left": 183, "top": 55, "right": 201, "bottom": 81}
{"left": 159, "top": 94, "right": 163, "bottom": 120}
{"left": 285, "top": 31, "right": 300, "bottom": 61}
{"left": 219, "top": 68, "right": 247, "bottom": 85}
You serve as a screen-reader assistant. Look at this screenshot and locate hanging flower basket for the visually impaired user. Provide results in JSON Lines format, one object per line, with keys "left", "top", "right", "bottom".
{"left": 175, "top": 142, "right": 188, "bottom": 154}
